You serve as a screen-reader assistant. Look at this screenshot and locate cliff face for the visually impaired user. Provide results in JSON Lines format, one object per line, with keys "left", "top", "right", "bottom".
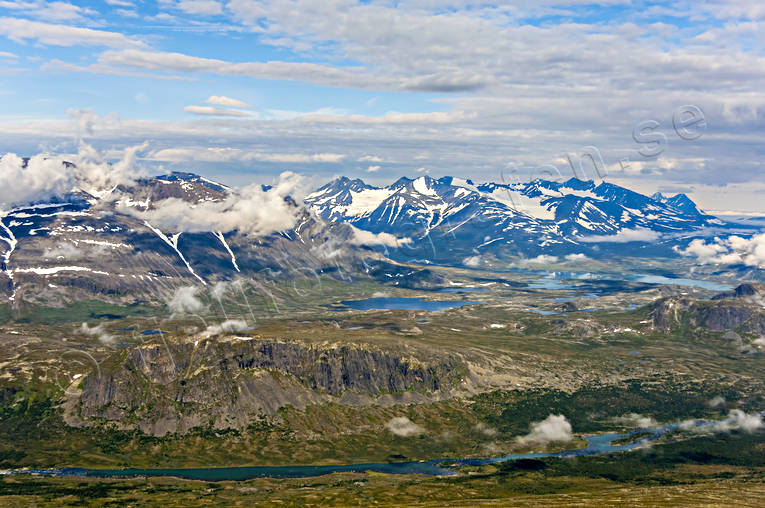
{"left": 78, "top": 337, "right": 466, "bottom": 436}
{"left": 651, "top": 285, "right": 765, "bottom": 335}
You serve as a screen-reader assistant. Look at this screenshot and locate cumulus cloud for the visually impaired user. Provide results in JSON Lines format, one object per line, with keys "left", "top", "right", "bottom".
{"left": 578, "top": 229, "right": 662, "bottom": 243}
{"left": 614, "top": 413, "right": 657, "bottom": 429}
{"left": 201, "top": 319, "right": 249, "bottom": 337}
{"left": 463, "top": 255, "right": 482, "bottom": 267}
{"left": 210, "top": 280, "right": 231, "bottom": 301}
{"left": 708, "top": 396, "right": 726, "bottom": 408}
{"left": 348, "top": 227, "right": 411, "bottom": 247}
{"left": 0, "top": 153, "right": 74, "bottom": 209}
{"left": 565, "top": 253, "right": 589, "bottom": 262}
{"left": 709, "top": 410, "right": 764, "bottom": 433}
{"left": 366, "top": 165, "right": 380, "bottom": 173}
{"left": 0, "top": 139, "right": 146, "bottom": 208}
{"left": 166, "top": 286, "right": 205, "bottom": 315}
{"left": 385, "top": 416, "right": 424, "bottom": 437}
{"left": 206, "top": 95, "right": 251, "bottom": 108}
{"left": 123, "top": 171, "right": 305, "bottom": 236}
{"left": 520, "top": 254, "right": 559, "bottom": 264}
{"left": 676, "top": 233, "right": 765, "bottom": 268}
{"left": 184, "top": 105, "right": 251, "bottom": 117}
{"left": 80, "top": 322, "right": 115, "bottom": 344}
{"left": 681, "top": 410, "right": 764, "bottom": 434}
{"left": 516, "top": 414, "right": 573, "bottom": 445}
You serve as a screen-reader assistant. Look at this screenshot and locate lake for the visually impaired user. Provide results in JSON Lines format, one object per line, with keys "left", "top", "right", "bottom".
{"left": 339, "top": 297, "right": 481, "bottom": 312}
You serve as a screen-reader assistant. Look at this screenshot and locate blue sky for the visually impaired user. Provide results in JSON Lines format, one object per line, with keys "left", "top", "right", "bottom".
{"left": 1, "top": 0, "right": 764, "bottom": 212}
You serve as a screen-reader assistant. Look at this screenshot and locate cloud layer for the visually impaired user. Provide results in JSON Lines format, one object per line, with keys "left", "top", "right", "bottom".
{"left": 516, "top": 414, "right": 573, "bottom": 446}
{"left": 677, "top": 233, "right": 765, "bottom": 268}
{"left": 124, "top": 171, "right": 305, "bottom": 236}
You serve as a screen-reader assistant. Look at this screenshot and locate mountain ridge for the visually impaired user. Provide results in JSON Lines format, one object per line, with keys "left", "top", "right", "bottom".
{"left": 305, "top": 174, "right": 724, "bottom": 263}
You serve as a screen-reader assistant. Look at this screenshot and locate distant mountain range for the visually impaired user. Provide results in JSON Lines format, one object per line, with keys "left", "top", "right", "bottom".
{"left": 0, "top": 170, "right": 755, "bottom": 306}
{"left": 305, "top": 175, "right": 727, "bottom": 263}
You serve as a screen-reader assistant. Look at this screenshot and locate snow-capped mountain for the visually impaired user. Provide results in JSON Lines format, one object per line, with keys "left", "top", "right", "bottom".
{"left": 305, "top": 175, "right": 724, "bottom": 263}
{"left": 0, "top": 172, "right": 367, "bottom": 307}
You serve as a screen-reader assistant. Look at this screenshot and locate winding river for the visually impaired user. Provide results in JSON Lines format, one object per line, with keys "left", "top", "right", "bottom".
{"left": 3, "top": 416, "right": 747, "bottom": 481}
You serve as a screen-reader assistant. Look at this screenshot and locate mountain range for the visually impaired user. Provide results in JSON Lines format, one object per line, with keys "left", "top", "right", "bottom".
{"left": 305, "top": 175, "right": 726, "bottom": 263}
{"left": 0, "top": 170, "right": 749, "bottom": 306}
{"left": 0, "top": 172, "right": 367, "bottom": 308}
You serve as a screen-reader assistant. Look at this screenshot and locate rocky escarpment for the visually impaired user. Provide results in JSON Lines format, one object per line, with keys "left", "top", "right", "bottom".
{"left": 78, "top": 336, "right": 468, "bottom": 436}
{"left": 651, "top": 284, "right": 765, "bottom": 335}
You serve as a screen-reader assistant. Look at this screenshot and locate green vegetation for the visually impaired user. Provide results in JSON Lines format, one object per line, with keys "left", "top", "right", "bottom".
{"left": 13, "top": 299, "right": 155, "bottom": 325}
{"left": 1, "top": 432, "right": 764, "bottom": 506}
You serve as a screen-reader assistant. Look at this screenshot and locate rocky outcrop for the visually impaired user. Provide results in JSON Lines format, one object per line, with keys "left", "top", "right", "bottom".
{"left": 711, "top": 283, "right": 764, "bottom": 301}
{"left": 651, "top": 295, "right": 765, "bottom": 334}
{"left": 79, "top": 336, "right": 466, "bottom": 435}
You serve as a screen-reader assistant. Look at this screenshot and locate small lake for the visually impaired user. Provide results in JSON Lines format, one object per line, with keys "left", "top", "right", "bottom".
{"left": 339, "top": 297, "right": 481, "bottom": 312}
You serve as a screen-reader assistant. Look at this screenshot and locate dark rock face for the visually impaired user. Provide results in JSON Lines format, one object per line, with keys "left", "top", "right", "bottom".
{"left": 695, "top": 305, "right": 761, "bottom": 332}
{"left": 79, "top": 337, "right": 464, "bottom": 435}
{"left": 711, "top": 283, "right": 762, "bottom": 301}
{"left": 651, "top": 296, "right": 765, "bottom": 334}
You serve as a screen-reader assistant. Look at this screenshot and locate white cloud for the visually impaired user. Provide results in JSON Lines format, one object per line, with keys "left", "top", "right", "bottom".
{"left": 385, "top": 416, "right": 424, "bottom": 437}
{"left": 0, "top": 17, "right": 145, "bottom": 48}
{"left": 0, "top": 153, "right": 74, "bottom": 209}
{"left": 150, "top": 147, "right": 344, "bottom": 164}
{"left": 166, "top": 286, "right": 205, "bottom": 315}
{"left": 520, "top": 254, "right": 559, "bottom": 264}
{"left": 184, "top": 105, "right": 251, "bottom": 117}
{"left": 614, "top": 413, "right": 657, "bottom": 429}
{"left": 201, "top": 319, "right": 249, "bottom": 337}
{"left": 366, "top": 165, "right": 380, "bottom": 173}
{"left": 578, "top": 229, "right": 662, "bottom": 243}
{"left": 3, "top": 2, "right": 765, "bottom": 213}
{"left": 463, "top": 255, "right": 481, "bottom": 267}
{"left": 206, "top": 95, "right": 251, "bottom": 108}
{"left": 565, "top": 253, "right": 589, "bottom": 262}
{"left": 80, "top": 322, "right": 115, "bottom": 344}
{"left": 98, "top": 49, "right": 386, "bottom": 90}
{"left": 348, "top": 227, "right": 411, "bottom": 247}
{"left": 516, "top": 414, "right": 573, "bottom": 445}
{"left": 123, "top": 171, "right": 305, "bottom": 236}
{"left": 177, "top": 0, "right": 222, "bottom": 15}
{"left": 116, "top": 8, "right": 138, "bottom": 18}
{"left": 709, "top": 409, "right": 763, "bottom": 433}
{"left": 681, "top": 409, "right": 764, "bottom": 434}
{"left": 708, "top": 396, "right": 726, "bottom": 408}
{"left": 676, "top": 233, "right": 765, "bottom": 268}
{"left": 0, "top": 138, "right": 146, "bottom": 208}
